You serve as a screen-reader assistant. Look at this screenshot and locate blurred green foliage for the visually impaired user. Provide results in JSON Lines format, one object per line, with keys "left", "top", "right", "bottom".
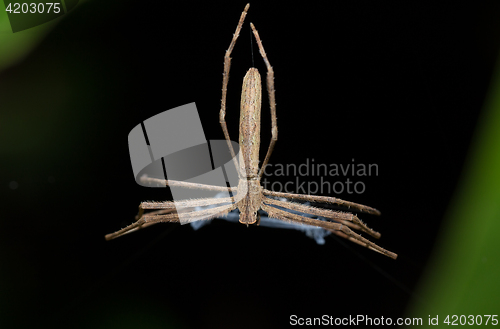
{"left": 409, "top": 56, "right": 500, "bottom": 324}
{"left": 0, "top": 1, "right": 53, "bottom": 71}
{"left": 0, "top": 0, "right": 87, "bottom": 72}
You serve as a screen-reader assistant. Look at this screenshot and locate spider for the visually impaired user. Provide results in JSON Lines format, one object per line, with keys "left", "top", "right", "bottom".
{"left": 105, "top": 4, "right": 397, "bottom": 260}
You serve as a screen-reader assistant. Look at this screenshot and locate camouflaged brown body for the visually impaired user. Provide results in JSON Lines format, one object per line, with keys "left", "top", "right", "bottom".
{"left": 237, "top": 68, "right": 263, "bottom": 224}
{"left": 239, "top": 68, "right": 262, "bottom": 179}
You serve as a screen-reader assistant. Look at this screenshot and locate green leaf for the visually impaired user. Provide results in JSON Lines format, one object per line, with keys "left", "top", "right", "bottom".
{"left": 408, "top": 55, "right": 500, "bottom": 322}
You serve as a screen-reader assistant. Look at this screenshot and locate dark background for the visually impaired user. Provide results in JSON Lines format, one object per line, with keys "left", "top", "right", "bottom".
{"left": 1, "top": 1, "right": 499, "bottom": 328}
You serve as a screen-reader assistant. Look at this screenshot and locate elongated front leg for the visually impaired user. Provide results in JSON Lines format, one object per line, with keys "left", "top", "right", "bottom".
{"left": 219, "top": 4, "right": 250, "bottom": 176}
{"left": 250, "top": 23, "right": 278, "bottom": 180}
{"left": 263, "top": 189, "right": 381, "bottom": 216}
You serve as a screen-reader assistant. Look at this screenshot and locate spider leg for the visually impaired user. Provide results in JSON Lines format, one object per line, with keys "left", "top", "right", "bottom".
{"left": 140, "top": 203, "right": 238, "bottom": 226}
{"left": 249, "top": 23, "right": 277, "bottom": 180}
{"left": 219, "top": 4, "right": 250, "bottom": 177}
{"left": 327, "top": 229, "right": 390, "bottom": 257}
{"left": 140, "top": 175, "right": 238, "bottom": 193}
{"left": 261, "top": 203, "right": 397, "bottom": 259}
{"left": 140, "top": 197, "right": 234, "bottom": 210}
{"left": 105, "top": 197, "right": 236, "bottom": 241}
{"left": 104, "top": 208, "right": 177, "bottom": 241}
{"left": 263, "top": 197, "right": 381, "bottom": 239}
{"left": 263, "top": 189, "right": 381, "bottom": 216}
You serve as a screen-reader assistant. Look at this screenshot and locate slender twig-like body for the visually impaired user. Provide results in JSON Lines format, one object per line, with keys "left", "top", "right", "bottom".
{"left": 105, "top": 4, "right": 397, "bottom": 260}
{"left": 237, "top": 68, "right": 263, "bottom": 225}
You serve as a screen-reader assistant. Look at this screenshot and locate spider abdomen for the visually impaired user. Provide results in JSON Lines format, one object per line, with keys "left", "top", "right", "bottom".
{"left": 239, "top": 68, "right": 262, "bottom": 180}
